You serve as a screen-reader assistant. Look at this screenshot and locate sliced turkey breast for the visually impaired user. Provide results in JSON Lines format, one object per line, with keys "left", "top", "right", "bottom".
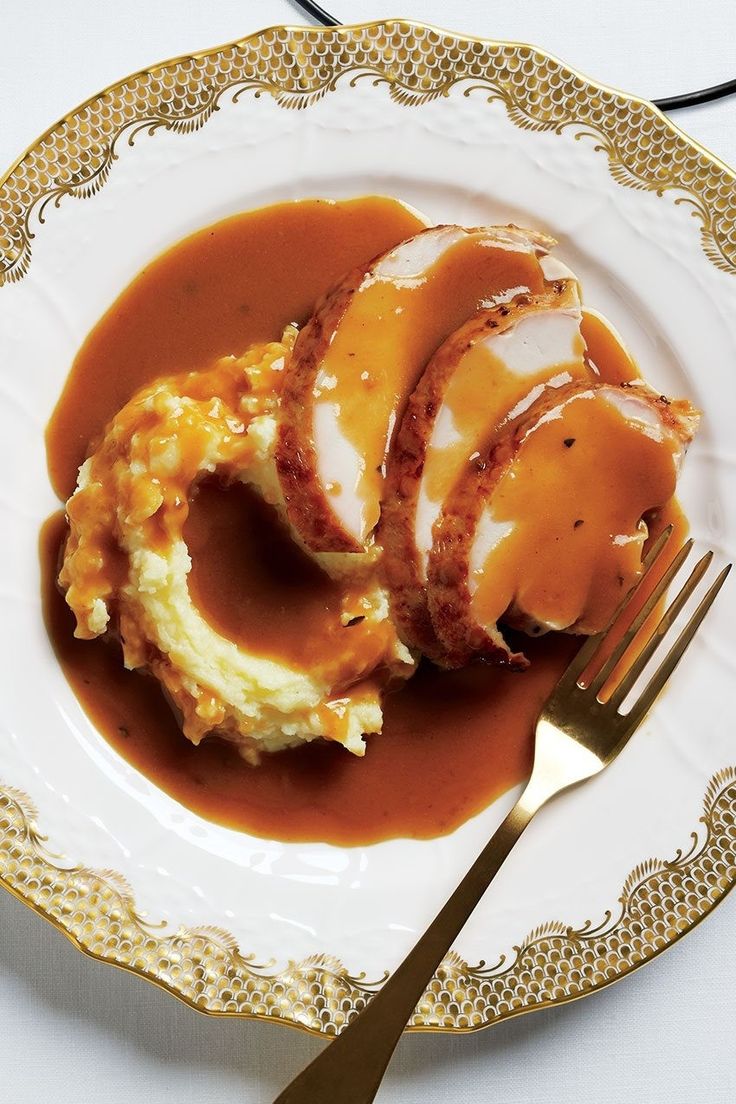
{"left": 427, "top": 382, "right": 699, "bottom": 669}
{"left": 381, "top": 279, "right": 589, "bottom": 655}
{"left": 276, "top": 223, "right": 557, "bottom": 552}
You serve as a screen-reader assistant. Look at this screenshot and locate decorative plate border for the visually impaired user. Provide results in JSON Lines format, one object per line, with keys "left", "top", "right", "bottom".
{"left": 2, "top": 20, "right": 736, "bottom": 285}
{"left": 1, "top": 769, "right": 734, "bottom": 1035}
{"left": 1, "top": 20, "right": 735, "bottom": 1035}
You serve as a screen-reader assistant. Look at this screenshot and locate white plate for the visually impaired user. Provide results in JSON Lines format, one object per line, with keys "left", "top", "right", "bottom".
{"left": 1, "top": 20, "right": 735, "bottom": 1036}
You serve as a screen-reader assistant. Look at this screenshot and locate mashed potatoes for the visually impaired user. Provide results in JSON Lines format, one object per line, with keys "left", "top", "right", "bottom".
{"left": 60, "top": 329, "right": 415, "bottom": 762}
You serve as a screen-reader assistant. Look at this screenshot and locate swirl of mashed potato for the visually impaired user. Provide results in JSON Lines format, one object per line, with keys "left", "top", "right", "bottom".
{"left": 60, "top": 328, "right": 415, "bottom": 762}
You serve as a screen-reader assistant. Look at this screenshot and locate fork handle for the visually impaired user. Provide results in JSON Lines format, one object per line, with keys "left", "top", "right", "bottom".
{"left": 273, "top": 790, "right": 541, "bottom": 1104}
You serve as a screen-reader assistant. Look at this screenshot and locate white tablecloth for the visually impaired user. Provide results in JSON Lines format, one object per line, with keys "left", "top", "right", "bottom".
{"left": 2, "top": 2, "right": 735, "bottom": 1101}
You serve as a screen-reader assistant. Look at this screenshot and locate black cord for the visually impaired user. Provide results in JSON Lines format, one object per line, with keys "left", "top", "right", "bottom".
{"left": 654, "top": 76, "right": 736, "bottom": 111}
{"left": 293, "top": 0, "right": 340, "bottom": 25}
{"left": 291, "top": 0, "right": 736, "bottom": 112}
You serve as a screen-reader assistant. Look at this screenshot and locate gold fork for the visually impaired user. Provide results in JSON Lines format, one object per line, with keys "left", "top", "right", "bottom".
{"left": 274, "top": 530, "right": 730, "bottom": 1104}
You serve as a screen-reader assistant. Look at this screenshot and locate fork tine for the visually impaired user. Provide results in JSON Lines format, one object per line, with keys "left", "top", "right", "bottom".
{"left": 620, "top": 563, "right": 731, "bottom": 736}
{"left": 588, "top": 538, "right": 694, "bottom": 697}
{"left": 608, "top": 550, "right": 713, "bottom": 709}
{"left": 553, "top": 524, "right": 674, "bottom": 692}
{"left": 552, "top": 629, "right": 606, "bottom": 693}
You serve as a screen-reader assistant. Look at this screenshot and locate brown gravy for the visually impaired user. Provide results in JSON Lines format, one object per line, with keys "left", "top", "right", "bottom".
{"left": 42, "top": 510, "right": 575, "bottom": 842}
{"left": 46, "top": 196, "right": 428, "bottom": 500}
{"left": 186, "top": 479, "right": 348, "bottom": 669}
{"left": 42, "top": 196, "right": 677, "bottom": 844}
{"left": 470, "top": 390, "right": 682, "bottom": 635}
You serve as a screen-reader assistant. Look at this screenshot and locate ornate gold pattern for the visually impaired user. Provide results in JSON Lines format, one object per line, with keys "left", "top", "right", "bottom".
{"left": 1, "top": 769, "right": 734, "bottom": 1035}
{"left": 2, "top": 21, "right": 736, "bottom": 284}
{"left": 2, "top": 21, "right": 736, "bottom": 1035}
